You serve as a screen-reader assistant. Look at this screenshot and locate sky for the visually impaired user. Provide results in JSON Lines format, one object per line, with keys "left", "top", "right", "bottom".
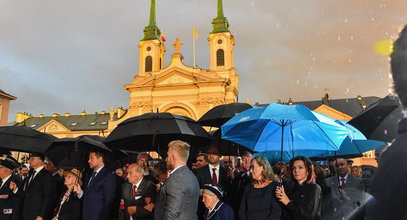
{"left": 1, "top": 0, "right": 406, "bottom": 122}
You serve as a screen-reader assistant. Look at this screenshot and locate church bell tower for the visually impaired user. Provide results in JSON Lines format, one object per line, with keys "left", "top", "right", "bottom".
{"left": 138, "top": 0, "right": 166, "bottom": 77}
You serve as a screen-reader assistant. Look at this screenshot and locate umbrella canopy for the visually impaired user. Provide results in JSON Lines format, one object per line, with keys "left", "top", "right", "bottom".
{"left": 222, "top": 103, "right": 350, "bottom": 162}
{"left": 0, "top": 126, "right": 57, "bottom": 153}
{"left": 45, "top": 135, "right": 115, "bottom": 170}
{"left": 308, "top": 115, "right": 387, "bottom": 159}
{"left": 105, "top": 112, "right": 212, "bottom": 156}
{"left": 198, "top": 103, "right": 253, "bottom": 127}
{"left": 349, "top": 94, "right": 403, "bottom": 142}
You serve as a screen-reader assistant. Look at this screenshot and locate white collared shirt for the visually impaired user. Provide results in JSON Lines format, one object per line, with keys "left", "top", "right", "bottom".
{"left": 93, "top": 165, "right": 104, "bottom": 176}
{"left": 208, "top": 164, "right": 220, "bottom": 183}
{"left": 0, "top": 175, "right": 11, "bottom": 189}
{"left": 33, "top": 166, "right": 44, "bottom": 179}
{"left": 170, "top": 165, "right": 185, "bottom": 175}
{"left": 339, "top": 174, "right": 349, "bottom": 187}
{"left": 133, "top": 177, "right": 143, "bottom": 190}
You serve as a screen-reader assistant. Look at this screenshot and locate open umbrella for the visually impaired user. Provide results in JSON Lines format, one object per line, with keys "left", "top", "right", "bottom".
{"left": 209, "top": 129, "right": 252, "bottom": 156}
{"left": 198, "top": 103, "right": 253, "bottom": 127}
{"left": 0, "top": 126, "right": 57, "bottom": 153}
{"left": 105, "top": 112, "right": 212, "bottom": 156}
{"left": 349, "top": 94, "right": 403, "bottom": 142}
{"left": 45, "top": 135, "right": 116, "bottom": 170}
{"left": 308, "top": 114, "right": 387, "bottom": 159}
{"left": 221, "top": 103, "right": 350, "bottom": 162}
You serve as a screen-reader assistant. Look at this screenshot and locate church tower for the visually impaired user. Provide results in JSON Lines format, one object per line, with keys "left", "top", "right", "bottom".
{"left": 208, "top": 0, "right": 234, "bottom": 73}
{"left": 138, "top": 0, "right": 166, "bottom": 77}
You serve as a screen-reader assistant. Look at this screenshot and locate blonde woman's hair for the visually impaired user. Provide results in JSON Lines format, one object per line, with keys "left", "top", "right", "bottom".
{"left": 252, "top": 156, "right": 275, "bottom": 182}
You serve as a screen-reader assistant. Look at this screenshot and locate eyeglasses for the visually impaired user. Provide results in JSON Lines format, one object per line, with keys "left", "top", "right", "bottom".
{"left": 196, "top": 160, "right": 204, "bottom": 162}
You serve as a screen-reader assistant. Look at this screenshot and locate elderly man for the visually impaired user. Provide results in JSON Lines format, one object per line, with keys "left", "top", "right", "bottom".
{"left": 122, "top": 163, "right": 156, "bottom": 220}
{"left": 325, "top": 158, "right": 365, "bottom": 219}
{"left": 0, "top": 155, "right": 22, "bottom": 220}
{"left": 154, "top": 140, "right": 200, "bottom": 220}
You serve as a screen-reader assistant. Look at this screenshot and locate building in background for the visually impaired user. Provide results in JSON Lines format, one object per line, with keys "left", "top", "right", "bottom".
{"left": 0, "top": 89, "right": 17, "bottom": 126}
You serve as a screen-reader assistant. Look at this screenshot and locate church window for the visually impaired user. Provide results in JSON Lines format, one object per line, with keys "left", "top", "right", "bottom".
{"left": 145, "top": 56, "right": 153, "bottom": 72}
{"left": 217, "top": 39, "right": 223, "bottom": 44}
{"left": 216, "top": 49, "right": 225, "bottom": 66}
{"left": 147, "top": 47, "right": 151, "bottom": 51}
{"left": 30, "top": 124, "right": 37, "bottom": 128}
{"left": 89, "top": 122, "right": 97, "bottom": 126}
{"left": 71, "top": 122, "right": 78, "bottom": 126}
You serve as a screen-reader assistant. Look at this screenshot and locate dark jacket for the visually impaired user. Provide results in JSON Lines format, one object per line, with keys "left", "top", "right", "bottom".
{"left": 0, "top": 175, "right": 23, "bottom": 220}
{"left": 226, "top": 171, "right": 251, "bottom": 214}
{"left": 20, "top": 167, "right": 53, "bottom": 220}
{"left": 53, "top": 190, "right": 82, "bottom": 220}
{"left": 82, "top": 167, "right": 116, "bottom": 220}
{"left": 205, "top": 201, "right": 234, "bottom": 220}
{"left": 282, "top": 182, "right": 321, "bottom": 220}
{"left": 122, "top": 178, "right": 156, "bottom": 220}
{"left": 239, "top": 181, "right": 282, "bottom": 220}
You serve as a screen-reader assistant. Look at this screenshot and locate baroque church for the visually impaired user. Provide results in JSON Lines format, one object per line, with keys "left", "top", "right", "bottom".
{"left": 14, "top": 0, "right": 239, "bottom": 138}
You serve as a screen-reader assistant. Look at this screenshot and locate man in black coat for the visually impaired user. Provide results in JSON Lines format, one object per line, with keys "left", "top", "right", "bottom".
{"left": 0, "top": 155, "right": 22, "bottom": 220}
{"left": 122, "top": 163, "right": 156, "bottom": 220}
{"left": 194, "top": 145, "right": 230, "bottom": 220}
{"left": 10, "top": 152, "right": 53, "bottom": 220}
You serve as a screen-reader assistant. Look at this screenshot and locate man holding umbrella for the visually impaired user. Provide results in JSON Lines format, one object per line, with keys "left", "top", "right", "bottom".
{"left": 0, "top": 155, "right": 22, "bottom": 220}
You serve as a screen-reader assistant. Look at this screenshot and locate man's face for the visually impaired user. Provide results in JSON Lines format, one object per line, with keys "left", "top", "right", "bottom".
{"left": 195, "top": 155, "right": 208, "bottom": 168}
{"left": 88, "top": 153, "right": 103, "bottom": 170}
{"left": 126, "top": 166, "right": 143, "bottom": 184}
{"left": 0, "top": 165, "right": 10, "bottom": 179}
{"left": 28, "top": 156, "right": 43, "bottom": 169}
{"left": 166, "top": 149, "right": 175, "bottom": 170}
{"left": 207, "top": 146, "right": 220, "bottom": 165}
{"left": 334, "top": 159, "right": 349, "bottom": 176}
{"left": 137, "top": 155, "right": 149, "bottom": 169}
{"left": 241, "top": 154, "right": 253, "bottom": 171}
{"left": 21, "top": 167, "right": 29, "bottom": 176}
{"left": 222, "top": 156, "right": 235, "bottom": 169}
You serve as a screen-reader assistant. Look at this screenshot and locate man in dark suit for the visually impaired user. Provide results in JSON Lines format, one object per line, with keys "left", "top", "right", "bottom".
{"left": 45, "top": 159, "right": 64, "bottom": 218}
{"left": 77, "top": 151, "right": 116, "bottom": 220}
{"left": 0, "top": 155, "right": 22, "bottom": 220}
{"left": 154, "top": 140, "right": 200, "bottom": 220}
{"left": 324, "top": 158, "right": 366, "bottom": 219}
{"left": 10, "top": 152, "right": 53, "bottom": 220}
{"left": 122, "top": 163, "right": 156, "bottom": 220}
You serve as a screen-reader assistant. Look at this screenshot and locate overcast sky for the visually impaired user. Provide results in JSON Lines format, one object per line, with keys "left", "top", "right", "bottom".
{"left": 1, "top": 0, "right": 406, "bottom": 122}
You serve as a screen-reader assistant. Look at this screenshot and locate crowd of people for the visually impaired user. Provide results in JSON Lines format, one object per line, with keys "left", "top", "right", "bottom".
{"left": 0, "top": 140, "right": 378, "bottom": 220}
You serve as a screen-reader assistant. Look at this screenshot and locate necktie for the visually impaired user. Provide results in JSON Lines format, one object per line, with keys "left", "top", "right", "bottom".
{"left": 340, "top": 177, "right": 345, "bottom": 189}
{"left": 28, "top": 170, "right": 36, "bottom": 186}
{"left": 132, "top": 185, "right": 137, "bottom": 197}
{"left": 212, "top": 168, "right": 218, "bottom": 185}
{"left": 88, "top": 171, "right": 97, "bottom": 186}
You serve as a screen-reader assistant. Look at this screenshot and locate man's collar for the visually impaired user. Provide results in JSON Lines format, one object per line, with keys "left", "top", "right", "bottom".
{"left": 94, "top": 166, "right": 104, "bottom": 173}
{"left": 209, "top": 163, "right": 219, "bottom": 169}
{"left": 170, "top": 165, "right": 185, "bottom": 175}
{"left": 1, "top": 174, "right": 12, "bottom": 183}
{"left": 134, "top": 177, "right": 143, "bottom": 188}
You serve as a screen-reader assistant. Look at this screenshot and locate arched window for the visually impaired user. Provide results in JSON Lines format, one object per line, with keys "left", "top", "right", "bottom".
{"left": 145, "top": 56, "right": 152, "bottom": 72}
{"left": 216, "top": 49, "right": 224, "bottom": 66}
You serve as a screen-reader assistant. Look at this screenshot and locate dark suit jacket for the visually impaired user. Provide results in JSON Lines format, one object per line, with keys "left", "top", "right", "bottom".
{"left": 122, "top": 178, "right": 156, "bottom": 220}
{"left": 21, "top": 167, "right": 53, "bottom": 220}
{"left": 82, "top": 167, "right": 116, "bottom": 220}
{"left": 226, "top": 171, "right": 252, "bottom": 214}
{"left": 155, "top": 165, "right": 200, "bottom": 220}
{"left": 0, "top": 175, "right": 23, "bottom": 220}
{"left": 53, "top": 191, "right": 82, "bottom": 220}
{"left": 324, "top": 174, "right": 366, "bottom": 219}
{"left": 194, "top": 165, "right": 229, "bottom": 190}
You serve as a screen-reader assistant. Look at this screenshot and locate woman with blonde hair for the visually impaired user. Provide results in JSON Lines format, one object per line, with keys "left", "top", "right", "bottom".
{"left": 239, "top": 156, "right": 282, "bottom": 220}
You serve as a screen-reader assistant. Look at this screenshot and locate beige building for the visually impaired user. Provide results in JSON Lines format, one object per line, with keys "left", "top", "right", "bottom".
{"left": 0, "top": 89, "right": 16, "bottom": 126}
{"left": 15, "top": 0, "right": 239, "bottom": 138}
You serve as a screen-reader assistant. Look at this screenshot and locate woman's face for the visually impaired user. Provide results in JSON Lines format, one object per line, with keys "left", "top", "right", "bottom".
{"left": 64, "top": 173, "right": 78, "bottom": 187}
{"left": 292, "top": 160, "right": 308, "bottom": 184}
{"left": 250, "top": 160, "right": 264, "bottom": 181}
{"left": 202, "top": 192, "right": 218, "bottom": 210}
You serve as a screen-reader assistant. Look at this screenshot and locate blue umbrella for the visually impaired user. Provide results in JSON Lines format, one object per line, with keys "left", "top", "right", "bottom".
{"left": 309, "top": 113, "right": 388, "bottom": 159}
{"left": 221, "top": 103, "right": 350, "bottom": 162}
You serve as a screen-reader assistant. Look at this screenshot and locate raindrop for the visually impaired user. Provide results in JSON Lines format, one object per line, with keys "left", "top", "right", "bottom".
{"left": 345, "top": 88, "right": 350, "bottom": 94}
{"left": 384, "top": 130, "right": 388, "bottom": 135}
{"left": 314, "top": 85, "right": 318, "bottom": 88}
{"left": 312, "top": 57, "right": 316, "bottom": 62}
{"left": 350, "top": 36, "right": 354, "bottom": 40}
{"left": 337, "top": 36, "right": 341, "bottom": 41}
{"left": 344, "top": 18, "right": 348, "bottom": 23}
{"left": 371, "top": 17, "right": 375, "bottom": 21}
{"left": 348, "top": 59, "right": 352, "bottom": 63}
{"left": 296, "top": 80, "right": 300, "bottom": 85}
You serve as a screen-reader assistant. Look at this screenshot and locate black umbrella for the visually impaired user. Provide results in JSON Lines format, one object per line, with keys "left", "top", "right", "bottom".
{"left": 0, "top": 126, "right": 57, "bottom": 153}
{"left": 104, "top": 112, "right": 212, "bottom": 156}
{"left": 209, "top": 129, "right": 253, "bottom": 156}
{"left": 198, "top": 103, "right": 253, "bottom": 127}
{"left": 45, "top": 135, "right": 118, "bottom": 170}
{"left": 349, "top": 94, "right": 403, "bottom": 142}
